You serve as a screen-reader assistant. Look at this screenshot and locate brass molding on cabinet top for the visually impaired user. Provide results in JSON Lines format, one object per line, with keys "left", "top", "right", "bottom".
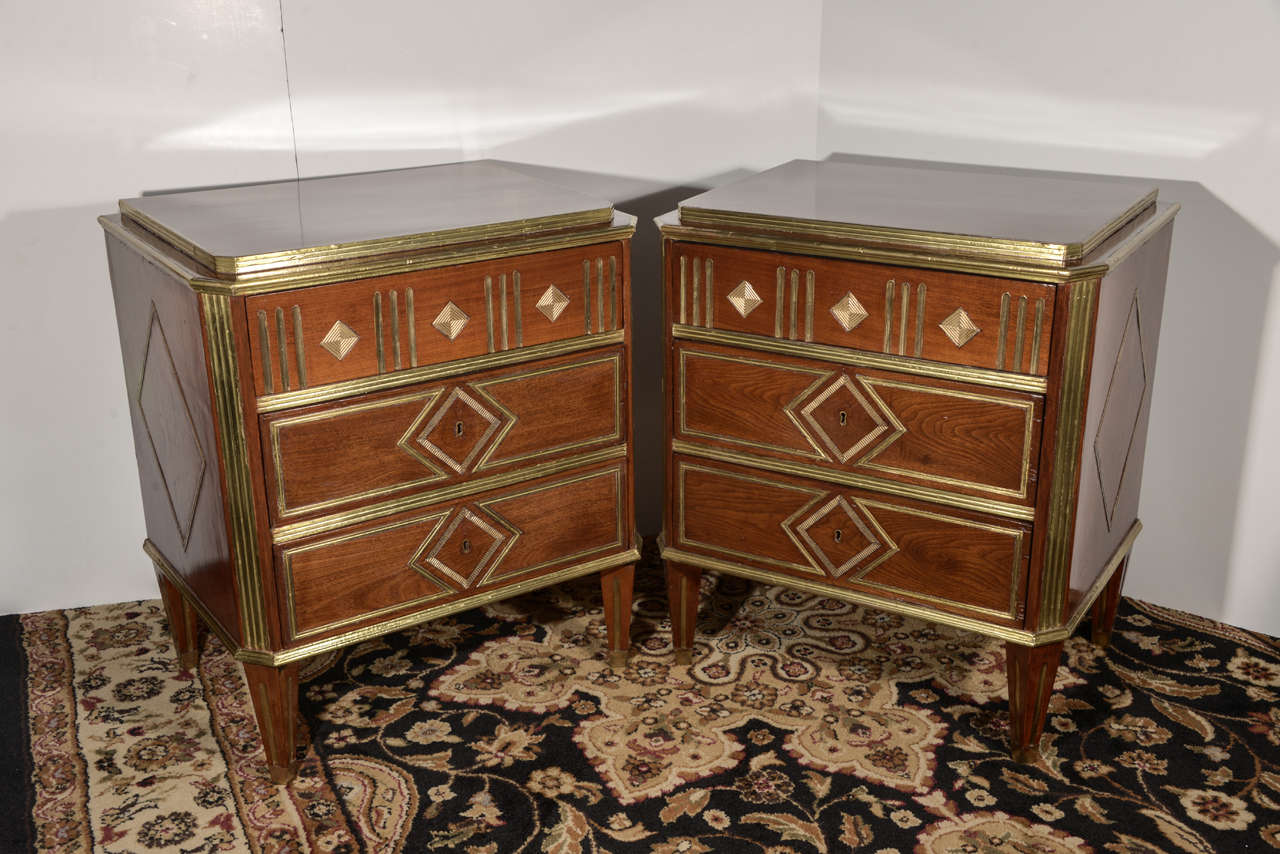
{"left": 240, "top": 546, "right": 641, "bottom": 667}
{"left": 270, "top": 444, "right": 628, "bottom": 546}
{"left": 100, "top": 213, "right": 636, "bottom": 297}
{"left": 672, "top": 440, "right": 1036, "bottom": 522}
{"left": 256, "top": 330, "right": 626, "bottom": 413}
{"left": 672, "top": 325, "right": 1048, "bottom": 394}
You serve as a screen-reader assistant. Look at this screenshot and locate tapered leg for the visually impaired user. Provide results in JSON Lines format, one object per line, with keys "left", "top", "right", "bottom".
{"left": 600, "top": 564, "right": 635, "bottom": 667}
{"left": 155, "top": 571, "right": 200, "bottom": 670}
{"left": 242, "top": 662, "right": 300, "bottom": 785}
{"left": 1005, "top": 640, "right": 1063, "bottom": 763}
{"left": 1090, "top": 557, "right": 1129, "bottom": 648}
{"left": 666, "top": 561, "right": 702, "bottom": 665}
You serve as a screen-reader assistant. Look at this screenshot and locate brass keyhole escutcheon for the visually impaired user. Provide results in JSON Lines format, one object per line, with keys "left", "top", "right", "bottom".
{"left": 838, "top": 410, "right": 847, "bottom": 426}
{"left": 455, "top": 421, "right": 464, "bottom": 437}
{"left": 834, "top": 529, "right": 843, "bottom": 543}
{"left": 461, "top": 538, "right": 472, "bottom": 555}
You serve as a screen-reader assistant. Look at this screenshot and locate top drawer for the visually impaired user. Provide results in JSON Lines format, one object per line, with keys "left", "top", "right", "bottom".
{"left": 669, "top": 242, "right": 1053, "bottom": 376}
{"left": 245, "top": 242, "right": 625, "bottom": 397}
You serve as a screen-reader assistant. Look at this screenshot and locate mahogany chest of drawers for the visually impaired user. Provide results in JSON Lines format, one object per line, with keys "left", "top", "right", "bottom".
{"left": 658, "top": 159, "right": 1178, "bottom": 760}
{"left": 100, "top": 161, "right": 639, "bottom": 782}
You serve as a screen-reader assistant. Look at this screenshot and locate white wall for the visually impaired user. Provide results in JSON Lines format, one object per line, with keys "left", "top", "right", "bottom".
{"left": 816, "top": 0, "right": 1280, "bottom": 635}
{"left": 2, "top": 1, "right": 1276, "bottom": 637}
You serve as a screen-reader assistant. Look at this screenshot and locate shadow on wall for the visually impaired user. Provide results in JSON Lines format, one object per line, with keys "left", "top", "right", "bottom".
{"left": 820, "top": 152, "right": 1279, "bottom": 622}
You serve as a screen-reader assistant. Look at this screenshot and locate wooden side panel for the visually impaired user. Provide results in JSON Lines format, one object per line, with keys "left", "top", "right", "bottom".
{"left": 262, "top": 348, "right": 624, "bottom": 521}
{"left": 674, "top": 457, "right": 1029, "bottom": 624}
{"left": 1068, "top": 222, "right": 1174, "bottom": 597}
{"left": 104, "top": 233, "right": 242, "bottom": 643}
{"left": 670, "top": 242, "right": 1053, "bottom": 375}
{"left": 245, "top": 242, "right": 624, "bottom": 395}
{"left": 676, "top": 342, "right": 1042, "bottom": 505}
{"left": 281, "top": 464, "right": 627, "bottom": 643}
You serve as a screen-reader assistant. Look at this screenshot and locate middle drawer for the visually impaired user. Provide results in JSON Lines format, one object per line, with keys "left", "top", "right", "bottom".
{"left": 262, "top": 347, "right": 625, "bottom": 523}
{"left": 674, "top": 341, "right": 1042, "bottom": 508}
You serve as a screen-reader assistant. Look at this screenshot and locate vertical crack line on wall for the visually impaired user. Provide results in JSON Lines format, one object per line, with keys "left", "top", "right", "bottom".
{"left": 277, "top": 0, "right": 301, "bottom": 186}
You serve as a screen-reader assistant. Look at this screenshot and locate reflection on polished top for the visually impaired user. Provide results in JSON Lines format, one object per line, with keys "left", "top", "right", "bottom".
{"left": 678, "top": 159, "right": 1158, "bottom": 268}
{"left": 119, "top": 160, "right": 614, "bottom": 279}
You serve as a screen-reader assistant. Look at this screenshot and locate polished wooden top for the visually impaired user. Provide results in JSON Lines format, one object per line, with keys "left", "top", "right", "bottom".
{"left": 118, "top": 160, "right": 614, "bottom": 277}
{"left": 678, "top": 160, "right": 1158, "bottom": 268}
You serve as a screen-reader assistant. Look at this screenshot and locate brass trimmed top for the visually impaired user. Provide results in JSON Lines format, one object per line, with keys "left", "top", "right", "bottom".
{"left": 677, "top": 160, "right": 1160, "bottom": 269}
{"left": 117, "top": 160, "right": 615, "bottom": 280}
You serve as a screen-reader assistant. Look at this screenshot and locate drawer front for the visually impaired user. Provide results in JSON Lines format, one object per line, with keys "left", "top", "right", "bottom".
{"left": 281, "top": 464, "right": 627, "bottom": 642}
{"left": 676, "top": 342, "right": 1041, "bottom": 506}
{"left": 670, "top": 242, "right": 1053, "bottom": 375}
{"left": 246, "top": 242, "right": 624, "bottom": 396}
{"left": 673, "top": 457, "right": 1029, "bottom": 624}
{"left": 263, "top": 348, "right": 625, "bottom": 522}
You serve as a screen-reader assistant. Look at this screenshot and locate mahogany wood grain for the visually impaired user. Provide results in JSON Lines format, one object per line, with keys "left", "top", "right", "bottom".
{"left": 676, "top": 342, "right": 1042, "bottom": 505}
{"left": 669, "top": 242, "right": 1054, "bottom": 375}
{"left": 242, "top": 662, "right": 300, "bottom": 783}
{"left": 245, "top": 242, "right": 625, "bottom": 395}
{"left": 281, "top": 464, "right": 628, "bottom": 643}
{"left": 263, "top": 348, "right": 625, "bottom": 522}
{"left": 665, "top": 561, "right": 702, "bottom": 664}
{"left": 1090, "top": 557, "right": 1128, "bottom": 648}
{"left": 1005, "top": 640, "right": 1064, "bottom": 762}
{"left": 674, "top": 457, "right": 1030, "bottom": 624}
{"left": 156, "top": 570, "right": 200, "bottom": 669}
{"left": 599, "top": 564, "right": 635, "bottom": 666}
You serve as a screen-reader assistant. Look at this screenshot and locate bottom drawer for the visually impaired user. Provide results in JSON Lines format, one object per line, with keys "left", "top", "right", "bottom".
{"left": 671, "top": 456, "right": 1029, "bottom": 625}
{"left": 279, "top": 463, "right": 628, "bottom": 643}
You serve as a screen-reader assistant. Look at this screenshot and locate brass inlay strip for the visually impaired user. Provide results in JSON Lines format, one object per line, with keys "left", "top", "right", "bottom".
{"left": 704, "top": 258, "right": 713, "bottom": 329}
{"left": 256, "top": 310, "right": 273, "bottom": 394}
{"left": 291, "top": 305, "right": 306, "bottom": 387}
{"left": 200, "top": 294, "right": 269, "bottom": 649}
{"left": 146, "top": 539, "right": 240, "bottom": 658}
{"left": 898, "top": 282, "right": 910, "bottom": 356}
{"left": 484, "top": 276, "right": 495, "bottom": 353}
{"left": 914, "top": 283, "right": 927, "bottom": 357}
{"left": 500, "top": 273, "right": 509, "bottom": 351}
{"left": 883, "top": 280, "right": 895, "bottom": 352}
{"left": 789, "top": 269, "right": 799, "bottom": 340}
{"left": 774, "top": 267, "right": 785, "bottom": 338}
{"left": 258, "top": 330, "right": 625, "bottom": 412}
{"left": 997, "top": 293, "right": 1010, "bottom": 370}
{"left": 611, "top": 575, "right": 623, "bottom": 645}
{"left": 1030, "top": 298, "right": 1044, "bottom": 373}
{"left": 597, "top": 258, "right": 606, "bottom": 333}
{"left": 609, "top": 256, "right": 618, "bottom": 330}
{"left": 274, "top": 307, "right": 290, "bottom": 391}
{"left": 373, "top": 291, "right": 385, "bottom": 374}
{"left": 391, "top": 291, "right": 401, "bottom": 370}
{"left": 1038, "top": 279, "right": 1099, "bottom": 631}
{"left": 672, "top": 325, "right": 1047, "bottom": 393}
{"left": 1013, "top": 296, "right": 1028, "bottom": 373}
{"left": 691, "top": 257, "right": 701, "bottom": 328}
{"left": 407, "top": 288, "right": 418, "bottom": 367}
{"left": 271, "top": 444, "right": 627, "bottom": 544}
{"left": 673, "top": 439, "right": 1035, "bottom": 521}
{"left": 1060, "top": 519, "right": 1142, "bottom": 638}
{"left": 804, "top": 270, "right": 815, "bottom": 342}
{"left": 513, "top": 271, "right": 523, "bottom": 349}
{"left": 584, "top": 260, "right": 593, "bottom": 334}
{"left": 679, "top": 256, "right": 687, "bottom": 325}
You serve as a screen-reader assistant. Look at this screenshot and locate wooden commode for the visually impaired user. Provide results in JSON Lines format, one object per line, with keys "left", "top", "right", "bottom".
{"left": 101, "top": 161, "right": 639, "bottom": 782}
{"left": 658, "top": 159, "right": 1178, "bottom": 761}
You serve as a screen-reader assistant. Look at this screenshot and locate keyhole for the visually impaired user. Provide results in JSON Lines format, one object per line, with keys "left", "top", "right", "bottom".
{"left": 838, "top": 410, "right": 847, "bottom": 426}
{"left": 461, "top": 538, "right": 472, "bottom": 555}
{"left": 834, "top": 529, "right": 843, "bottom": 543}
{"left": 455, "top": 421, "right": 464, "bottom": 437}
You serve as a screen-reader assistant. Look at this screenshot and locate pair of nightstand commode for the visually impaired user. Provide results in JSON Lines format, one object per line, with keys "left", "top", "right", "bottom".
{"left": 101, "top": 159, "right": 1176, "bottom": 781}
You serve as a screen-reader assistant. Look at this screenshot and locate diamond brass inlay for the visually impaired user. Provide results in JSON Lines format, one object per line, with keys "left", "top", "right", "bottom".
{"left": 536, "top": 285, "right": 570, "bottom": 323}
{"left": 320, "top": 320, "right": 359, "bottom": 360}
{"left": 830, "top": 291, "right": 869, "bottom": 332}
{"left": 1094, "top": 295, "right": 1147, "bottom": 530}
{"left": 408, "top": 506, "right": 520, "bottom": 591}
{"left": 405, "top": 388, "right": 502, "bottom": 474}
{"left": 727, "top": 280, "right": 763, "bottom": 318}
{"left": 789, "top": 495, "right": 898, "bottom": 579}
{"left": 433, "top": 302, "right": 469, "bottom": 341}
{"left": 798, "top": 375, "right": 900, "bottom": 463}
{"left": 939, "top": 308, "right": 981, "bottom": 348}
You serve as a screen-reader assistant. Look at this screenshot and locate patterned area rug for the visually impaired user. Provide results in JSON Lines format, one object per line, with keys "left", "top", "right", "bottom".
{"left": 3, "top": 565, "right": 1279, "bottom": 853}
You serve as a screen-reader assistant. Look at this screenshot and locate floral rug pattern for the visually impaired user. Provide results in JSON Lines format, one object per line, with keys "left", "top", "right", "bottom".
{"left": 12, "top": 566, "right": 1280, "bottom": 852}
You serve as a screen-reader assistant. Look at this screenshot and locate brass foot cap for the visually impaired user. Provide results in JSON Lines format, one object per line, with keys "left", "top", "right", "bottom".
{"left": 1010, "top": 746, "right": 1040, "bottom": 764}
{"left": 178, "top": 651, "right": 199, "bottom": 670}
{"left": 1091, "top": 627, "right": 1113, "bottom": 649}
{"left": 268, "top": 762, "right": 298, "bottom": 786}
{"left": 607, "top": 650, "right": 629, "bottom": 668}
{"left": 674, "top": 649, "right": 693, "bottom": 666}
